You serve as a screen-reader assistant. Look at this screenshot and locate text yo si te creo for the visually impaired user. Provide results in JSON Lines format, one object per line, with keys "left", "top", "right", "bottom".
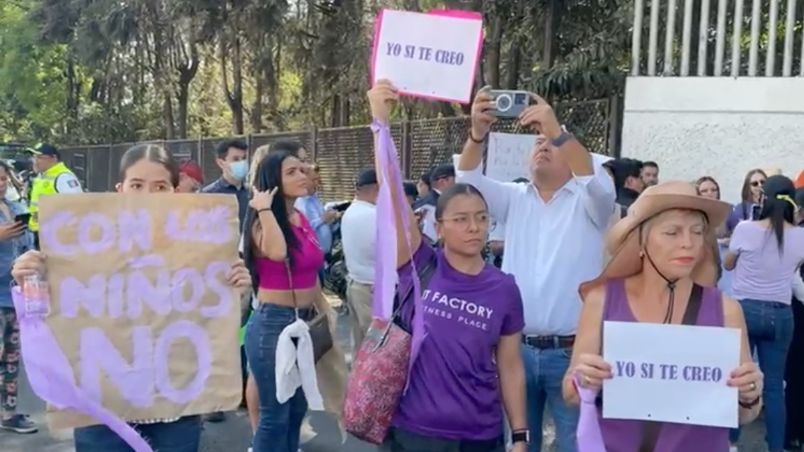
{"left": 614, "top": 360, "right": 725, "bottom": 383}
{"left": 40, "top": 204, "right": 237, "bottom": 408}
{"left": 385, "top": 42, "right": 465, "bottom": 66}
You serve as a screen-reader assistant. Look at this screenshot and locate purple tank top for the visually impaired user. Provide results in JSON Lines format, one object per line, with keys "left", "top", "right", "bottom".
{"left": 598, "top": 279, "right": 730, "bottom": 452}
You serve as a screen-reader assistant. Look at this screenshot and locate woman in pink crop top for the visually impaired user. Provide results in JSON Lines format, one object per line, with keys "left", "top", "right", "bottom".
{"left": 241, "top": 150, "right": 329, "bottom": 452}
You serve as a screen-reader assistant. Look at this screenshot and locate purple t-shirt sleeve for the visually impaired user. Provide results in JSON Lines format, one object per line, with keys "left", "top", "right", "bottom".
{"left": 500, "top": 275, "right": 525, "bottom": 336}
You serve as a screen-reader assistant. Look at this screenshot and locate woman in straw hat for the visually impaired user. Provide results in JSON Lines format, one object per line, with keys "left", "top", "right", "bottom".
{"left": 563, "top": 181, "right": 763, "bottom": 450}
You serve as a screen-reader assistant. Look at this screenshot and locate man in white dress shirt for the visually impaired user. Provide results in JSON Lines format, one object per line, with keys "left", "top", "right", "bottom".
{"left": 340, "top": 169, "right": 380, "bottom": 348}
{"left": 456, "top": 88, "right": 616, "bottom": 452}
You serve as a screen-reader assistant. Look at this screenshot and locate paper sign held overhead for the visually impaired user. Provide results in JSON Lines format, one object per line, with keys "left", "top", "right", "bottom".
{"left": 371, "top": 9, "right": 483, "bottom": 104}
{"left": 486, "top": 133, "right": 537, "bottom": 182}
{"left": 39, "top": 193, "right": 243, "bottom": 429}
{"left": 602, "top": 321, "right": 740, "bottom": 429}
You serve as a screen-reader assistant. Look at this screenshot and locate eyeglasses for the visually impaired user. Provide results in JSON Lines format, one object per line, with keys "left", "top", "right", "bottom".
{"left": 439, "top": 213, "right": 490, "bottom": 229}
{"left": 750, "top": 180, "right": 766, "bottom": 187}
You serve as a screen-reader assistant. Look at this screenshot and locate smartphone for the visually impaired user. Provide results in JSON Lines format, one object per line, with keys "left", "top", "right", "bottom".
{"left": 14, "top": 213, "right": 31, "bottom": 226}
{"left": 332, "top": 201, "right": 351, "bottom": 213}
{"left": 489, "top": 90, "right": 531, "bottom": 118}
{"left": 751, "top": 204, "right": 762, "bottom": 221}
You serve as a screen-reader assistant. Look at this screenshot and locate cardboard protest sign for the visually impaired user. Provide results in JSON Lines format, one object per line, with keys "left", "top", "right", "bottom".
{"left": 371, "top": 9, "right": 483, "bottom": 104}
{"left": 38, "top": 193, "right": 242, "bottom": 429}
{"left": 602, "top": 321, "right": 740, "bottom": 428}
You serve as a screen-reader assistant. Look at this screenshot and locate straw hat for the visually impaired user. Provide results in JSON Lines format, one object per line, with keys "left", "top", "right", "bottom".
{"left": 580, "top": 181, "right": 732, "bottom": 299}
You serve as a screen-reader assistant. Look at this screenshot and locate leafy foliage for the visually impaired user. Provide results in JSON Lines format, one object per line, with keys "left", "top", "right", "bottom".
{"left": 0, "top": 0, "right": 639, "bottom": 145}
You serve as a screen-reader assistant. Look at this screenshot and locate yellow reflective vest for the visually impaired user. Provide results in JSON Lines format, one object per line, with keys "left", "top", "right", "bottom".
{"left": 29, "top": 162, "right": 75, "bottom": 232}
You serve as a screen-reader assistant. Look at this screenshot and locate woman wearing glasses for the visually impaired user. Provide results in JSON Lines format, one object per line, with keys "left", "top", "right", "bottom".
{"left": 368, "top": 80, "right": 528, "bottom": 452}
{"left": 725, "top": 169, "right": 768, "bottom": 234}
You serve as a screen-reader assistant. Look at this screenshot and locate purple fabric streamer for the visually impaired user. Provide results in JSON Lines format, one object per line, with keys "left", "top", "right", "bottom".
{"left": 573, "top": 372, "right": 607, "bottom": 452}
{"left": 11, "top": 287, "right": 153, "bottom": 452}
{"left": 371, "top": 120, "right": 426, "bottom": 384}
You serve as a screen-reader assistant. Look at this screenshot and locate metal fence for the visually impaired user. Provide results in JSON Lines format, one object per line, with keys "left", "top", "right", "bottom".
{"left": 60, "top": 98, "right": 617, "bottom": 202}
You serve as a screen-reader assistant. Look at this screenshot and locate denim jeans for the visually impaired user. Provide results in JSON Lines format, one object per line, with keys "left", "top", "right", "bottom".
{"left": 521, "top": 344, "right": 579, "bottom": 452}
{"left": 245, "top": 303, "right": 308, "bottom": 452}
{"left": 73, "top": 416, "right": 201, "bottom": 452}
{"left": 729, "top": 299, "right": 793, "bottom": 452}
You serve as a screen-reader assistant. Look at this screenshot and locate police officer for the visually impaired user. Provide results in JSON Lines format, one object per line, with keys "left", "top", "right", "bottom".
{"left": 28, "top": 144, "right": 83, "bottom": 248}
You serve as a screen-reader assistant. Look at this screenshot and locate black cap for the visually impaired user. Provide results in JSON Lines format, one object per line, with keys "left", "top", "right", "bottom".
{"left": 30, "top": 143, "right": 60, "bottom": 158}
{"left": 356, "top": 168, "right": 378, "bottom": 188}
{"left": 429, "top": 163, "right": 455, "bottom": 183}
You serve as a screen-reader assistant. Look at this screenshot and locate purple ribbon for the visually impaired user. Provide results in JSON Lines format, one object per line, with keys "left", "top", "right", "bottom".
{"left": 574, "top": 372, "right": 607, "bottom": 452}
{"left": 11, "top": 287, "right": 153, "bottom": 452}
{"left": 372, "top": 120, "right": 426, "bottom": 385}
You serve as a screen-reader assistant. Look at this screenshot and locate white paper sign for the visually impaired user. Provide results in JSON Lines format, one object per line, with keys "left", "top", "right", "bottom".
{"left": 485, "top": 133, "right": 537, "bottom": 182}
{"left": 371, "top": 10, "right": 483, "bottom": 104}
{"left": 602, "top": 321, "right": 740, "bottom": 428}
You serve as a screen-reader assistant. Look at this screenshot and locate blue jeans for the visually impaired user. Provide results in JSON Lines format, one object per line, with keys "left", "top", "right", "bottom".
{"left": 730, "top": 299, "right": 793, "bottom": 452}
{"left": 521, "top": 344, "right": 579, "bottom": 452}
{"left": 245, "top": 304, "right": 308, "bottom": 452}
{"left": 73, "top": 416, "right": 201, "bottom": 452}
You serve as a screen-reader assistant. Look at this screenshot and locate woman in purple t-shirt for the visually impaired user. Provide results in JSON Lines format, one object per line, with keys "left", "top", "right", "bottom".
{"left": 369, "top": 81, "right": 529, "bottom": 452}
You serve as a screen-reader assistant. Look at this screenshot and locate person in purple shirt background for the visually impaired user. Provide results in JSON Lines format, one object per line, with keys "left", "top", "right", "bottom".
{"left": 369, "top": 81, "right": 529, "bottom": 452}
{"left": 725, "top": 169, "right": 767, "bottom": 235}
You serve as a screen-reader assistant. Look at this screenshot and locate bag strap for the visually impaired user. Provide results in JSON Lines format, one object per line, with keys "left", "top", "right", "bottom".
{"left": 638, "top": 283, "right": 704, "bottom": 452}
{"left": 284, "top": 258, "right": 299, "bottom": 319}
{"left": 392, "top": 257, "right": 436, "bottom": 320}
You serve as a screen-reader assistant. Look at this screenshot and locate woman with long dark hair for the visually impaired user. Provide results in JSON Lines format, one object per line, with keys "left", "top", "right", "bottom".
{"left": 242, "top": 151, "right": 345, "bottom": 452}
{"left": 725, "top": 175, "right": 804, "bottom": 452}
{"left": 10, "top": 144, "right": 252, "bottom": 451}
{"left": 368, "top": 81, "right": 528, "bottom": 452}
{"left": 725, "top": 169, "right": 767, "bottom": 234}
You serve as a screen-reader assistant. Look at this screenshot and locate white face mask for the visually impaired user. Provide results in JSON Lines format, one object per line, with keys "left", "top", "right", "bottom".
{"left": 228, "top": 160, "right": 249, "bottom": 182}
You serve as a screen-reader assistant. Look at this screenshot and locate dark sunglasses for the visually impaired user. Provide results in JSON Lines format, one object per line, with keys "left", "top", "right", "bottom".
{"left": 750, "top": 180, "right": 766, "bottom": 187}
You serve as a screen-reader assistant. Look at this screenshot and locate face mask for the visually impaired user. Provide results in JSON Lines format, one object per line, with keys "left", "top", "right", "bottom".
{"left": 228, "top": 160, "right": 249, "bottom": 182}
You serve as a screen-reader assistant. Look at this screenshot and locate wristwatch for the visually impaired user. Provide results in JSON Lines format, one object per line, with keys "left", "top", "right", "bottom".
{"left": 551, "top": 130, "right": 574, "bottom": 148}
{"left": 511, "top": 429, "right": 530, "bottom": 444}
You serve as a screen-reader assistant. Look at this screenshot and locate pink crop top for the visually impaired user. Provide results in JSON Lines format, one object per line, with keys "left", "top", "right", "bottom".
{"left": 254, "top": 212, "right": 325, "bottom": 290}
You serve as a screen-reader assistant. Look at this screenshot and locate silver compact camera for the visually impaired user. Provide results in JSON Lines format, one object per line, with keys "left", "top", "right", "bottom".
{"left": 489, "top": 90, "right": 530, "bottom": 118}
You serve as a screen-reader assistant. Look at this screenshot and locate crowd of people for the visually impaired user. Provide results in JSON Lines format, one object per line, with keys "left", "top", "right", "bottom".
{"left": 0, "top": 83, "right": 800, "bottom": 452}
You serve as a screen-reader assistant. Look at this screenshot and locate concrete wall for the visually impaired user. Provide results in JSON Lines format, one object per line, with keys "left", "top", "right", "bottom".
{"left": 621, "top": 77, "right": 804, "bottom": 204}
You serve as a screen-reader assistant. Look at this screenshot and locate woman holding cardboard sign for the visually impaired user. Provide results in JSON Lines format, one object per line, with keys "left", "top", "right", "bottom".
{"left": 563, "top": 182, "right": 763, "bottom": 451}
{"left": 11, "top": 144, "right": 253, "bottom": 452}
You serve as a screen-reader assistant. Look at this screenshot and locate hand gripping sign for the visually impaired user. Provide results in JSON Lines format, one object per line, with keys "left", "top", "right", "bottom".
{"left": 14, "top": 193, "right": 243, "bottom": 450}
